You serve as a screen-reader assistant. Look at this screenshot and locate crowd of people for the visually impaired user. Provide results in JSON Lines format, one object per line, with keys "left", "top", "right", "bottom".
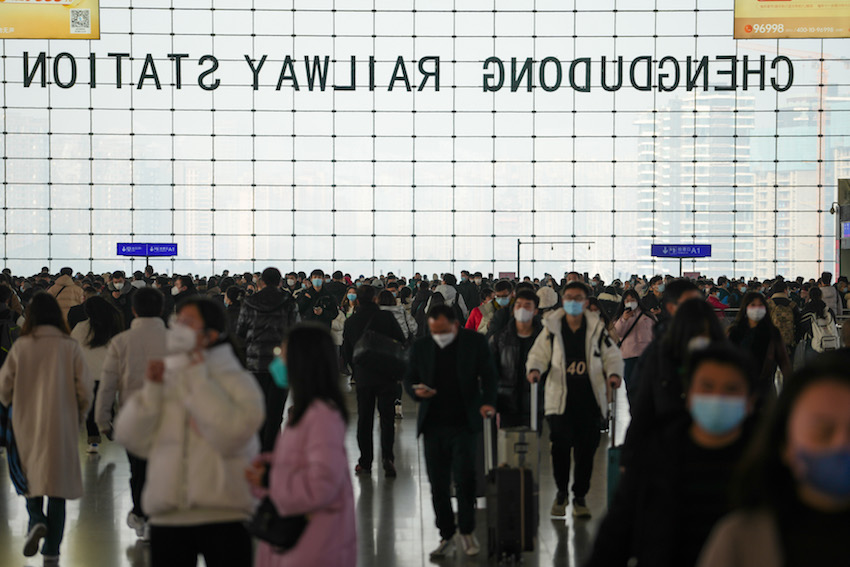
{"left": 0, "top": 264, "right": 848, "bottom": 566}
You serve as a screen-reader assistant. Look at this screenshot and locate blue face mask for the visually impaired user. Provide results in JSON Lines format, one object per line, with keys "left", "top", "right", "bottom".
{"left": 355, "top": 281, "right": 362, "bottom": 287}
{"left": 311, "top": 278, "right": 323, "bottom": 288}
{"left": 656, "top": 283, "right": 666, "bottom": 293}
{"left": 563, "top": 300, "right": 584, "bottom": 316}
{"left": 346, "top": 293, "right": 357, "bottom": 302}
{"left": 495, "top": 296, "right": 510, "bottom": 307}
{"left": 797, "top": 447, "right": 850, "bottom": 499}
{"left": 268, "top": 357, "right": 288, "bottom": 389}
{"left": 690, "top": 394, "right": 747, "bottom": 436}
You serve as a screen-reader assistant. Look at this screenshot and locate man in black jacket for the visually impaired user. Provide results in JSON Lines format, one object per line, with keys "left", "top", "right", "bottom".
{"left": 236, "top": 267, "right": 300, "bottom": 451}
{"left": 489, "top": 289, "right": 544, "bottom": 428}
{"left": 342, "top": 284, "right": 405, "bottom": 477}
{"left": 403, "top": 304, "right": 498, "bottom": 559}
{"left": 295, "top": 269, "right": 339, "bottom": 328}
{"left": 324, "top": 270, "right": 348, "bottom": 306}
{"left": 457, "top": 270, "right": 481, "bottom": 311}
{"left": 105, "top": 270, "right": 138, "bottom": 329}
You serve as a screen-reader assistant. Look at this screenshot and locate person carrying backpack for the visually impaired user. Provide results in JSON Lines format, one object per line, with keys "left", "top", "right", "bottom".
{"left": 799, "top": 286, "right": 840, "bottom": 366}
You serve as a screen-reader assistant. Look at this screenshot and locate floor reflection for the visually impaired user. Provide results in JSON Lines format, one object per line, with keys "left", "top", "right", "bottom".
{"left": 0, "top": 388, "right": 630, "bottom": 567}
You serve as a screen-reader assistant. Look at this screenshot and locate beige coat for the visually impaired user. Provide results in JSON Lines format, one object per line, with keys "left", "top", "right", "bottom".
{"left": 70, "top": 320, "right": 109, "bottom": 383}
{"left": 0, "top": 326, "right": 93, "bottom": 499}
{"left": 47, "top": 275, "right": 85, "bottom": 321}
{"left": 697, "top": 510, "right": 783, "bottom": 567}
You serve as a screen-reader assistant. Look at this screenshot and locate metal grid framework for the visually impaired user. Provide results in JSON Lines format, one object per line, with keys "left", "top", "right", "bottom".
{"left": 1, "top": 0, "right": 849, "bottom": 279}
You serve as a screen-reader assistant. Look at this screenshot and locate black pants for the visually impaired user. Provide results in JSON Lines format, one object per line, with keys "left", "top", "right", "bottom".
{"left": 356, "top": 380, "right": 396, "bottom": 467}
{"left": 547, "top": 377, "right": 601, "bottom": 498}
{"left": 423, "top": 426, "right": 478, "bottom": 540}
{"left": 85, "top": 381, "right": 101, "bottom": 441}
{"left": 254, "top": 370, "right": 288, "bottom": 452}
{"left": 127, "top": 451, "right": 148, "bottom": 518}
{"left": 149, "top": 522, "right": 252, "bottom": 567}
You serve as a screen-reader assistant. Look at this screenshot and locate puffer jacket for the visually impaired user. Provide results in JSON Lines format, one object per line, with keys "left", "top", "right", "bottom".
{"left": 236, "top": 287, "right": 299, "bottom": 372}
{"left": 380, "top": 304, "right": 418, "bottom": 340}
{"left": 47, "top": 275, "right": 85, "bottom": 320}
{"left": 114, "top": 344, "right": 265, "bottom": 525}
{"left": 526, "top": 309, "right": 624, "bottom": 416}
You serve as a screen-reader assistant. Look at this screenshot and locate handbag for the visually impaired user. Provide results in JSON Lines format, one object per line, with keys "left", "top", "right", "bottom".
{"left": 244, "top": 497, "right": 308, "bottom": 552}
{"left": 353, "top": 316, "right": 408, "bottom": 375}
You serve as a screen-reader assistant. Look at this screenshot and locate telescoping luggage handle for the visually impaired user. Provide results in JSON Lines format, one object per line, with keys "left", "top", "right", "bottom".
{"left": 609, "top": 391, "right": 617, "bottom": 449}
{"left": 484, "top": 382, "right": 538, "bottom": 473}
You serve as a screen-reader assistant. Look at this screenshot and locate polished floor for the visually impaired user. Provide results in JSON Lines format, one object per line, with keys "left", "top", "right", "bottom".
{"left": 0, "top": 387, "right": 630, "bottom": 567}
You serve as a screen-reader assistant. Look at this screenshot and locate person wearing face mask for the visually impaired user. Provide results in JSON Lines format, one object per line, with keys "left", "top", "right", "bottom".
{"left": 236, "top": 268, "right": 299, "bottom": 453}
{"left": 342, "top": 285, "right": 406, "bottom": 477}
{"left": 169, "top": 275, "right": 198, "bottom": 312}
{"left": 526, "top": 282, "right": 624, "bottom": 519}
{"left": 612, "top": 290, "right": 656, "bottom": 407}
{"left": 641, "top": 276, "right": 666, "bottom": 316}
{"left": 588, "top": 345, "right": 759, "bottom": 567}
{"left": 114, "top": 297, "right": 264, "bottom": 567}
{"left": 621, "top": 296, "right": 726, "bottom": 468}
{"left": 283, "top": 272, "right": 300, "bottom": 296}
{"left": 477, "top": 279, "right": 514, "bottom": 335}
{"left": 104, "top": 270, "right": 138, "bottom": 330}
{"left": 697, "top": 351, "right": 850, "bottom": 567}
{"left": 464, "top": 287, "right": 494, "bottom": 333}
{"left": 727, "top": 292, "right": 791, "bottom": 411}
{"left": 489, "top": 290, "right": 544, "bottom": 428}
{"left": 457, "top": 270, "right": 481, "bottom": 311}
{"left": 403, "top": 304, "right": 498, "bottom": 558}
{"left": 295, "top": 269, "right": 340, "bottom": 328}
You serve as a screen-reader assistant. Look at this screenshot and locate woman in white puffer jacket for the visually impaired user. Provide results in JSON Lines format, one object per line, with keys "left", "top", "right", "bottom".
{"left": 115, "top": 296, "right": 265, "bottom": 567}
{"left": 377, "top": 290, "right": 417, "bottom": 340}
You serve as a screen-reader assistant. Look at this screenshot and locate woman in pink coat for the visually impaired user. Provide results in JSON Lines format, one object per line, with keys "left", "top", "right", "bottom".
{"left": 612, "top": 290, "right": 656, "bottom": 407}
{"left": 246, "top": 323, "right": 357, "bottom": 567}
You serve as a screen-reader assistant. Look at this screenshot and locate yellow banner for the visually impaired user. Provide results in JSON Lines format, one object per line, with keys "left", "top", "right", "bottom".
{"left": 734, "top": 0, "right": 850, "bottom": 38}
{"left": 0, "top": 0, "right": 99, "bottom": 40}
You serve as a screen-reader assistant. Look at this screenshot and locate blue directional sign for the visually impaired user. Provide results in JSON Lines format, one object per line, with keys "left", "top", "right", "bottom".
{"left": 117, "top": 243, "right": 178, "bottom": 257}
{"left": 651, "top": 244, "right": 711, "bottom": 258}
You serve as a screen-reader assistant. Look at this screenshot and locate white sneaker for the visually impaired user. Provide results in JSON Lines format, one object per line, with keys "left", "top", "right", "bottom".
{"left": 429, "top": 538, "right": 455, "bottom": 558}
{"left": 86, "top": 443, "right": 99, "bottom": 454}
{"left": 457, "top": 533, "right": 480, "bottom": 556}
{"left": 127, "top": 512, "right": 145, "bottom": 538}
{"left": 142, "top": 523, "right": 151, "bottom": 543}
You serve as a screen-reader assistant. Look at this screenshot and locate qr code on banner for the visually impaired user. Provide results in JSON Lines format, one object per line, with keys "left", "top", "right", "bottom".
{"left": 70, "top": 9, "right": 91, "bottom": 34}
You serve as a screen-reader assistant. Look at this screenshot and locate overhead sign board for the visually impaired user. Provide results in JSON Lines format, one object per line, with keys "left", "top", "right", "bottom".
{"left": 117, "top": 243, "right": 178, "bottom": 257}
{"left": 734, "top": 0, "right": 850, "bottom": 39}
{"left": 651, "top": 244, "right": 712, "bottom": 258}
{"left": 0, "top": 0, "right": 100, "bottom": 39}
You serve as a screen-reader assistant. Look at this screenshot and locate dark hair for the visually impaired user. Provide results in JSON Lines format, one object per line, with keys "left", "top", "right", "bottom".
{"left": 807, "top": 286, "right": 828, "bottom": 318}
{"left": 515, "top": 281, "right": 535, "bottom": 294}
{"left": 772, "top": 280, "right": 788, "bottom": 294}
{"left": 356, "top": 284, "right": 376, "bottom": 304}
{"left": 428, "top": 304, "right": 457, "bottom": 322}
{"left": 494, "top": 280, "right": 514, "bottom": 294}
{"left": 684, "top": 344, "right": 758, "bottom": 394}
{"left": 22, "top": 292, "right": 69, "bottom": 336}
{"left": 112, "top": 270, "right": 125, "bottom": 279}
{"left": 176, "top": 296, "right": 230, "bottom": 346}
{"left": 613, "top": 289, "right": 653, "bottom": 320}
{"left": 261, "top": 267, "right": 282, "bottom": 287}
{"left": 0, "top": 286, "right": 12, "bottom": 305}
{"left": 514, "top": 289, "right": 539, "bottom": 309}
{"left": 443, "top": 273, "right": 458, "bottom": 286}
{"left": 285, "top": 323, "right": 349, "bottom": 426}
{"left": 821, "top": 271, "right": 833, "bottom": 285}
{"left": 479, "top": 286, "right": 494, "bottom": 300}
{"left": 332, "top": 270, "right": 343, "bottom": 280}
{"left": 733, "top": 351, "right": 850, "bottom": 515}
{"left": 661, "top": 278, "right": 700, "bottom": 307}
{"left": 663, "top": 298, "right": 726, "bottom": 362}
{"left": 175, "top": 275, "right": 196, "bottom": 292}
{"left": 586, "top": 297, "right": 611, "bottom": 326}
{"left": 60, "top": 267, "right": 73, "bottom": 276}
{"left": 310, "top": 268, "right": 325, "bottom": 278}
{"left": 378, "top": 290, "right": 396, "bottom": 306}
{"left": 133, "top": 287, "right": 164, "bottom": 318}
{"left": 562, "top": 281, "right": 590, "bottom": 296}
{"left": 732, "top": 292, "right": 774, "bottom": 330}
{"left": 398, "top": 286, "right": 412, "bottom": 304}
{"left": 83, "top": 296, "right": 124, "bottom": 348}
{"left": 225, "top": 285, "right": 244, "bottom": 304}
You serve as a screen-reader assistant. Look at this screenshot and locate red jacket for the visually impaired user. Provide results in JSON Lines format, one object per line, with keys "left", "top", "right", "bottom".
{"left": 465, "top": 306, "right": 484, "bottom": 331}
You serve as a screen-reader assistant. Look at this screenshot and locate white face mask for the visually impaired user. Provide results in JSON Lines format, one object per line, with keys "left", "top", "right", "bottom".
{"left": 474, "top": 278, "right": 482, "bottom": 285}
{"left": 687, "top": 336, "right": 711, "bottom": 352}
{"left": 514, "top": 308, "right": 534, "bottom": 324}
{"left": 432, "top": 331, "right": 456, "bottom": 349}
{"left": 286, "top": 278, "right": 296, "bottom": 287}
{"left": 747, "top": 306, "right": 767, "bottom": 322}
{"left": 166, "top": 323, "right": 198, "bottom": 354}
{"left": 113, "top": 282, "right": 124, "bottom": 291}
{"left": 625, "top": 301, "right": 638, "bottom": 311}
{"left": 171, "top": 286, "right": 181, "bottom": 296}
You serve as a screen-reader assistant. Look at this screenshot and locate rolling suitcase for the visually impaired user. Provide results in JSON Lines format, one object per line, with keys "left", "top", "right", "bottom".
{"left": 485, "top": 383, "right": 539, "bottom": 561}
{"left": 607, "top": 393, "right": 622, "bottom": 506}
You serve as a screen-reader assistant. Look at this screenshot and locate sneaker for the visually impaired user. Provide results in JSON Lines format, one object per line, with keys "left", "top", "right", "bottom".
{"left": 429, "top": 538, "right": 455, "bottom": 559}
{"left": 550, "top": 493, "right": 568, "bottom": 518}
{"left": 354, "top": 464, "right": 371, "bottom": 475}
{"left": 456, "top": 533, "right": 480, "bottom": 556}
{"left": 394, "top": 401, "right": 403, "bottom": 419}
{"left": 127, "top": 512, "right": 145, "bottom": 538}
{"left": 23, "top": 523, "right": 47, "bottom": 557}
{"left": 572, "top": 497, "right": 592, "bottom": 519}
{"left": 382, "top": 459, "right": 397, "bottom": 478}
{"left": 86, "top": 443, "right": 99, "bottom": 454}
{"left": 142, "top": 523, "right": 151, "bottom": 543}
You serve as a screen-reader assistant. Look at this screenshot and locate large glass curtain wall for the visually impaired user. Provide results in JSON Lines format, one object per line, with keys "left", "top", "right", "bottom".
{"left": 2, "top": 0, "right": 848, "bottom": 279}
